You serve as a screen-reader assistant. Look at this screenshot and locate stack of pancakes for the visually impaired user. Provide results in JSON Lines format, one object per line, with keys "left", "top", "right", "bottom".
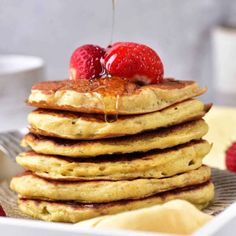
{"left": 10, "top": 77, "right": 214, "bottom": 223}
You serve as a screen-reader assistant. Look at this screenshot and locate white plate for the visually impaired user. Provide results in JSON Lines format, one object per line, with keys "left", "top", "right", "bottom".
{"left": 1, "top": 131, "right": 236, "bottom": 235}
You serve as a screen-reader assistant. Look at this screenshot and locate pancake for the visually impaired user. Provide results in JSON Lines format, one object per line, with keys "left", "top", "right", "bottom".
{"left": 16, "top": 140, "right": 211, "bottom": 180}
{"left": 28, "top": 99, "right": 211, "bottom": 140}
{"left": 17, "top": 181, "right": 214, "bottom": 223}
{"left": 27, "top": 77, "right": 207, "bottom": 115}
{"left": 21, "top": 119, "right": 208, "bottom": 158}
{"left": 10, "top": 166, "right": 211, "bottom": 203}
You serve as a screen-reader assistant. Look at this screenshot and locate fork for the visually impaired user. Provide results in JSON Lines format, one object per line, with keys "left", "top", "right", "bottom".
{"left": 0, "top": 131, "right": 25, "bottom": 161}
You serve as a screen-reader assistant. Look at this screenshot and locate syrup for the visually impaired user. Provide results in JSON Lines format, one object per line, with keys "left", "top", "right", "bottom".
{"left": 110, "top": 0, "right": 117, "bottom": 44}
{"left": 92, "top": 91, "right": 113, "bottom": 123}
{"left": 104, "top": 114, "right": 117, "bottom": 123}
{"left": 114, "top": 94, "right": 120, "bottom": 120}
{"left": 103, "top": 0, "right": 119, "bottom": 123}
{"left": 104, "top": 94, "right": 120, "bottom": 123}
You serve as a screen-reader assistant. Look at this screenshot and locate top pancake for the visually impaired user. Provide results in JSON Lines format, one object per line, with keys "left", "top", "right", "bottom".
{"left": 27, "top": 77, "right": 207, "bottom": 115}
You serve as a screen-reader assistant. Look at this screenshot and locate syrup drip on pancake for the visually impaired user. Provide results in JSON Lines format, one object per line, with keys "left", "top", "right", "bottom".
{"left": 90, "top": 78, "right": 121, "bottom": 122}
{"left": 93, "top": 92, "right": 117, "bottom": 123}
{"left": 104, "top": 94, "right": 120, "bottom": 123}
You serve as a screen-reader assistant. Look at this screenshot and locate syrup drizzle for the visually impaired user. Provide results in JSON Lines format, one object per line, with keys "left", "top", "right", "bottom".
{"left": 104, "top": 95, "right": 120, "bottom": 123}
{"left": 103, "top": 0, "right": 119, "bottom": 123}
{"left": 92, "top": 91, "right": 113, "bottom": 123}
{"left": 115, "top": 94, "right": 120, "bottom": 120}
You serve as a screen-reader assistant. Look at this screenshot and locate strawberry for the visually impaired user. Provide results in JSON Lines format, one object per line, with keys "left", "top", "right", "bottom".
{"left": 0, "top": 204, "right": 6, "bottom": 217}
{"left": 225, "top": 142, "right": 236, "bottom": 172}
{"left": 69, "top": 44, "right": 105, "bottom": 80}
{"left": 104, "top": 42, "right": 164, "bottom": 84}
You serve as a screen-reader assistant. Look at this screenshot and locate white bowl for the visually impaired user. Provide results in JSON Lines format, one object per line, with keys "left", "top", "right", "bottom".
{"left": 0, "top": 55, "right": 45, "bottom": 131}
{"left": 0, "top": 55, "right": 44, "bottom": 75}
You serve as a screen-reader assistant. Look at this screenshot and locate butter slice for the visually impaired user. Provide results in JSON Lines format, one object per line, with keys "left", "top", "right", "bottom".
{"left": 75, "top": 200, "right": 212, "bottom": 235}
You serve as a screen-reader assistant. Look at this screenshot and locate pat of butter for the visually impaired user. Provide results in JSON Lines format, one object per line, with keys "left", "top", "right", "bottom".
{"left": 76, "top": 200, "right": 213, "bottom": 235}
{"left": 0, "top": 149, "right": 23, "bottom": 180}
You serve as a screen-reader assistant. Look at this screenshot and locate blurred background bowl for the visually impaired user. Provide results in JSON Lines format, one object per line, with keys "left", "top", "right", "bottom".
{"left": 0, "top": 55, "right": 45, "bottom": 131}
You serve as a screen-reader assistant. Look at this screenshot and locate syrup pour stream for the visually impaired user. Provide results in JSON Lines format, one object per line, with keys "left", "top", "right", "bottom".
{"left": 110, "top": 0, "right": 117, "bottom": 44}
{"left": 103, "top": 0, "right": 119, "bottom": 123}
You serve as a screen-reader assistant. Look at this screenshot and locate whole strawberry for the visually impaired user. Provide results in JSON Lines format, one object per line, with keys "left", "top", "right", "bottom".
{"left": 104, "top": 42, "right": 164, "bottom": 84}
{"left": 225, "top": 142, "right": 236, "bottom": 172}
{"left": 0, "top": 204, "right": 6, "bottom": 217}
{"left": 69, "top": 44, "right": 105, "bottom": 80}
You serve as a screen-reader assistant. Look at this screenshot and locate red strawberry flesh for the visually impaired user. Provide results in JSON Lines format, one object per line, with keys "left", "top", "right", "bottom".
{"left": 69, "top": 42, "right": 164, "bottom": 84}
{"left": 226, "top": 142, "right": 236, "bottom": 172}
{"left": 69, "top": 44, "right": 105, "bottom": 80}
{"left": 104, "top": 42, "right": 164, "bottom": 84}
{"left": 0, "top": 204, "right": 6, "bottom": 217}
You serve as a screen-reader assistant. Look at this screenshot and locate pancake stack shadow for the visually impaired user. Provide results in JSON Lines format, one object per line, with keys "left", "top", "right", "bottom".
{"left": 10, "top": 78, "right": 215, "bottom": 223}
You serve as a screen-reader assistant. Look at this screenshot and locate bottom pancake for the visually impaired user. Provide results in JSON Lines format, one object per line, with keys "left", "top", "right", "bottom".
{"left": 18, "top": 181, "right": 214, "bottom": 223}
